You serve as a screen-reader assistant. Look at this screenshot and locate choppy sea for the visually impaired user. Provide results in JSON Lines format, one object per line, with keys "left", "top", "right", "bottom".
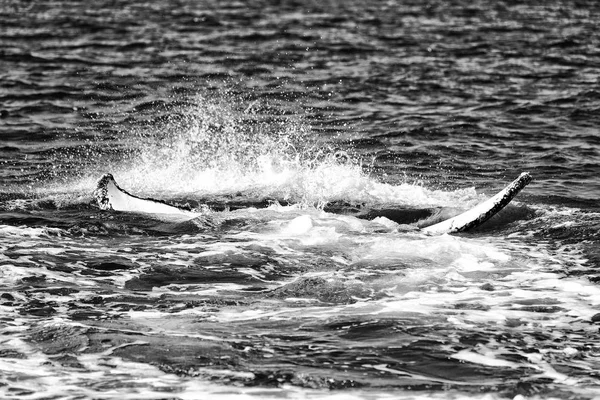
{"left": 2, "top": 1, "right": 600, "bottom": 399}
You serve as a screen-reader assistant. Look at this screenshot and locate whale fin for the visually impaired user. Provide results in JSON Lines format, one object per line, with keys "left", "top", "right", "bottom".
{"left": 94, "top": 174, "right": 199, "bottom": 218}
{"left": 94, "top": 172, "right": 532, "bottom": 234}
{"left": 422, "top": 172, "right": 532, "bottom": 235}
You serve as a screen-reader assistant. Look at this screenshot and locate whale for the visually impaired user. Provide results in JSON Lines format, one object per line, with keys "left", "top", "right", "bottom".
{"left": 94, "top": 172, "right": 532, "bottom": 235}
{"left": 94, "top": 173, "right": 197, "bottom": 217}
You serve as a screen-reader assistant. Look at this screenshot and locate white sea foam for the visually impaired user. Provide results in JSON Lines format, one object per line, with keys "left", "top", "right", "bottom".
{"left": 1, "top": 204, "right": 597, "bottom": 399}
{"left": 1, "top": 98, "right": 597, "bottom": 399}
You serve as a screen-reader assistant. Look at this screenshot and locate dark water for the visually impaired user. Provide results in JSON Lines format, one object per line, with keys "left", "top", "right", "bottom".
{"left": 2, "top": 1, "right": 600, "bottom": 399}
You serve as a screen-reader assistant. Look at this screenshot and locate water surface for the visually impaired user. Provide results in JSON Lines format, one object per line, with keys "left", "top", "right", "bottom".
{"left": 2, "top": 1, "right": 600, "bottom": 399}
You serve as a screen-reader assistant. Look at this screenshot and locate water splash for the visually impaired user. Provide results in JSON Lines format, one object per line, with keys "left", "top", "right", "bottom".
{"left": 108, "top": 93, "right": 373, "bottom": 206}
{"left": 14, "top": 90, "right": 490, "bottom": 211}
{"left": 100, "top": 93, "right": 491, "bottom": 209}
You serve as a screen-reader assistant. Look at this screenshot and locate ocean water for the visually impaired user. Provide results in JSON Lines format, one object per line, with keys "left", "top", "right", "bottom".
{"left": 1, "top": 1, "right": 600, "bottom": 399}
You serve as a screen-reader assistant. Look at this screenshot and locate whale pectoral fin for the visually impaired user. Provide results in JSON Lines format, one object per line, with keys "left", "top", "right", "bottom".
{"left": 94, "top": 173, "right": 116, "bottom": 210}
{"left": 94, "top": 172, "right": 532, "bottom": 233}
{"left": 422, "top": 173, "right": 532, "bottom": 235}
{"left": 94, "top": 173, "right": 198, "bottom": 218}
